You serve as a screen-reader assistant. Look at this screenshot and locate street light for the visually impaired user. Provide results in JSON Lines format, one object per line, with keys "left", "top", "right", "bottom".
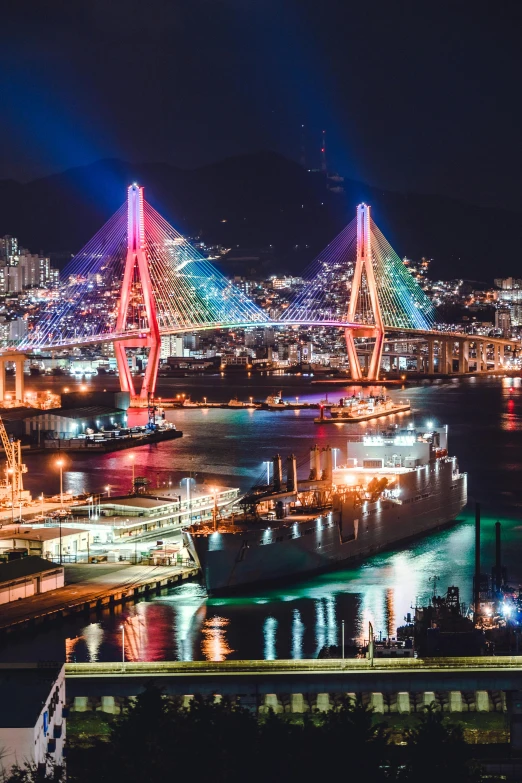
{"left": 56, "top": 459, "right": 64, "bottom": 507}
{"left": 56, "top": 460, "right": 65, "bottom": 564}
{"left": 120, "top": 624, "right": 125, "bottom": 667}
{"left": 128, "top": 454, "right": 135, "bottom": 493}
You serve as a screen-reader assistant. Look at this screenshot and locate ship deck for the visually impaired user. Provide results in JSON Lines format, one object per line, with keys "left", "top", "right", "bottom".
{"left": 314, "top": 402, "right": 411, "bottom": 423}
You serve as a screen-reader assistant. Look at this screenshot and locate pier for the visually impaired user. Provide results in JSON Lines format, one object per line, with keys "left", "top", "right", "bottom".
{"left": 0, "top": 563, "right": 199, "bottom": 636}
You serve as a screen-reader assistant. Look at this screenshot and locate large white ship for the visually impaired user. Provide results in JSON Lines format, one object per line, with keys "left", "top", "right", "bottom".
{"left": 183, "top": 425, "right": 467, "bottom": 594}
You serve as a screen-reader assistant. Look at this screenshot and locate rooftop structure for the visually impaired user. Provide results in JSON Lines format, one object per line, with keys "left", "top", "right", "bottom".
{"left": 0, "top": 664, "right": 65, "bottom": 775}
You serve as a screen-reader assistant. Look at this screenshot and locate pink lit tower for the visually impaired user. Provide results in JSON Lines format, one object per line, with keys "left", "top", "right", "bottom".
{"left": 114, "top": 184, "right": 161, "bottom": 399}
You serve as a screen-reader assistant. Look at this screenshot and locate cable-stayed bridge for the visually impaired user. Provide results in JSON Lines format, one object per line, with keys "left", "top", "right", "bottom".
{"left": 11, "top": 185, "right": 517, "bottom": 398}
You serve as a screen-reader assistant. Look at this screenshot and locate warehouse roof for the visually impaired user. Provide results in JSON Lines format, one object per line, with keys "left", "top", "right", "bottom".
{"left": 24, "top": 405, "right": 124, "bottom": 421}
{"left": 102, "top": 497, "right": 171, "bottom": 510}
{"left": 0, "top": 527, "right": 87, "bottom": 542}
{"left": 0, "top": 555, "right": 63, "bottom": 583}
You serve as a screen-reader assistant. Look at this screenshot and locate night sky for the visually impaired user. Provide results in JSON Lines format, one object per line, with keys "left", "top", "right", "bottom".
{"left": 1, "top": 0, "right": 521, "bottom": 212}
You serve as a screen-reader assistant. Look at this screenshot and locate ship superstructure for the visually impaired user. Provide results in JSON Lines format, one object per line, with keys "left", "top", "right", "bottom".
{"left": 184, "top": 425, "right": 467, "bottom": 594}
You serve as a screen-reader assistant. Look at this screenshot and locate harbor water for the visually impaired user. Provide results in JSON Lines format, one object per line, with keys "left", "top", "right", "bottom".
{"left": 3, "top": 375, "right": 522, "bottom": 662}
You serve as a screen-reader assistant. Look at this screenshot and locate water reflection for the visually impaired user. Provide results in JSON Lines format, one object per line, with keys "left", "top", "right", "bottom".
{"left": 83, "top": 622, "right": 104, "bottom": 661}
{"left": 201, "top": 616, "right": 234, "bottom": 661}
{"left": 291, "top": 609, "right": 304, "bottom": 659}
{"left": 60, "top": 517, "right": 486, "bottom": 662}
{"left": 12, "top": 376, "right": 521, "bottom": 664}
{"left": 263, "top": 617, "right": 277, "bottom": 660}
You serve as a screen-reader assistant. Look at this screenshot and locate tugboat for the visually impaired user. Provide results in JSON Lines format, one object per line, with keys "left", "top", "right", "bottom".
{"left": 264, "top": 391, "right": 287, "bottom": 410}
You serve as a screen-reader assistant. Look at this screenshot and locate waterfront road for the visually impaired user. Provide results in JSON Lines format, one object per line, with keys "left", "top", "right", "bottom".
{"left": 0, "top": 563, "right": 198, "bottom": 633}
{"left": 64, "top": 657, "right": 522, "bottom": 699}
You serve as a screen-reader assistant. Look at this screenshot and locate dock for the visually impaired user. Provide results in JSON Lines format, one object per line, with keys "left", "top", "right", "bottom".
{"left": 314, "top": 403, "right": 411, "bottom": 423}
{"left": 0, "top": 562, "right": 199, "bottom": 637}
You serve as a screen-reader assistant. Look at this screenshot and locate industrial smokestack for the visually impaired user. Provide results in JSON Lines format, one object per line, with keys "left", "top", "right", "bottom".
{"left": 322, "top": 446, "right": 333, "bottom": 482}
{"left": 273, "top": 454, "right": 283, "bottom": 493}
{"left": 309, "top": 445, "right": 321, "bottom": 480}
{"left": 474, "top": 503, "right": 481, "bottom": 618}
{"left": 286, "top": 454, "right": 298, "bottom": 493}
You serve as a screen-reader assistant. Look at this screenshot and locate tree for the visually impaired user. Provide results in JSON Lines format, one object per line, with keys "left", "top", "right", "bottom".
{"left": 401, "top": 704, "right": 482, "bottom": 783}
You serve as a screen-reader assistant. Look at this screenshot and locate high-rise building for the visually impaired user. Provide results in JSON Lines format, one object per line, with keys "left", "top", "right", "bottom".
{"left": 495, "top": 308, "right": 511, "bottom": 337}
{"left": 9, "top": 318, "right": 28, "bottom": 342}
{"left": 160, "top": 335, "right": 184, "bottom": 359}
{"left": 497, "top": 281, "right": 522, "bottom": 326}
{"left": 0, "top": 235, "right": 19, "bottom": 265}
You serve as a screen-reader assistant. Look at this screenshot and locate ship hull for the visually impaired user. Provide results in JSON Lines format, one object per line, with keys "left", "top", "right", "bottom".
{"left": 184, "top": 461, "right": 467, "bottom": 595}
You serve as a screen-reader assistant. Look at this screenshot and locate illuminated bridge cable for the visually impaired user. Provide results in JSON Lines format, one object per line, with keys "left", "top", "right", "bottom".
{"left": 16, "top": 195, "right": 269, "bottom": 350}
{"left": 282, "top": 218, "right": 358, "bottom": 324}
{"left": 281, "top": 215, "right": 435, "bottom": 331}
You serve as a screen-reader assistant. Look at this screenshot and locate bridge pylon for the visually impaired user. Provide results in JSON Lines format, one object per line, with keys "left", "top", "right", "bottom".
{"left": 114, "top": 185, "right": 161, "bottom": 399}
{"left": 345, "top": 203, "right": 384, "bottom": 380}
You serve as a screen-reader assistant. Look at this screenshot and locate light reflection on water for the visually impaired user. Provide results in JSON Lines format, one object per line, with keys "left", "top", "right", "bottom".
{"left": 58, "top": 513, "right": 503, "bottom": 663}
{"left": 2, "top": 376, "right": 522, "bottom": 663}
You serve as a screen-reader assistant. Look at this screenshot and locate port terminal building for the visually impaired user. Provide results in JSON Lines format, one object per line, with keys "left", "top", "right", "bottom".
{"left": 21, "top": 487, "right": 239, "bottom": 561}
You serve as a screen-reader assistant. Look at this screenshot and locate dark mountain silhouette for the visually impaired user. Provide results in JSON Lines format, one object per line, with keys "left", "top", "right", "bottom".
{"left": 0, "top": 151, "right": 519, "bottom": 281}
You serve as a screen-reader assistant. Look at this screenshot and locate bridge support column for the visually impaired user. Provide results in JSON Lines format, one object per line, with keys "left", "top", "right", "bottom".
{"left": 73, "top": 696, "right": 88, "bottom": 712}
{"left": 427, "top": 338, "right": 435, "bottom": 374}
{"left": 449, "top": 691, "right": 463, "bottom": 712}
{"left": 368, "top": 331, "right": 385, "bottom": 380}
{"left": 440, "top": 339, "right": 452, "bottom": 374}
{"left": 345, "top": 329, "right": 363, "bottom": 381}
{"left": 114, "top": 343, "right": 136, "bottom": 397}
{"left": 114, "top": 185, "right": 161, "bottom": 400}
{"left": 0, "top": 352, "right": 27, "bottom": 404}
{"left": 478, "top": 341, "right": 486, "bottom": 372}
{"left": 423, "top": 692, "right": 436, "bottom": 708}
{"left": 345, "top": 204, "right": 384, "bottom": 381}
{"left": 458, "top": 340, "right": 469, "bottom": 373}
{"left": 476, "top": 690, "right": 490, "bottom": 712}
{"left": 494, "top": 343, "right": 501, "bottom": 371}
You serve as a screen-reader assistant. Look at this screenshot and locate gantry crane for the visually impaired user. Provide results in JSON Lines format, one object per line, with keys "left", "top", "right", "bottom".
{"left": 0, "top": 416, "right": 27, "bottom": 504}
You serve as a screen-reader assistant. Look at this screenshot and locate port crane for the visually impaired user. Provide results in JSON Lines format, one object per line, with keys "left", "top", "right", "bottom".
{"left": 0, "top": 416, "right": 27, "bottom": 505}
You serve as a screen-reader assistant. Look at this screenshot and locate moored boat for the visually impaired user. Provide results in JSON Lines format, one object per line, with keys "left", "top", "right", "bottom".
{"left": 184, "top": 424, "right": 467, "bottom": 594}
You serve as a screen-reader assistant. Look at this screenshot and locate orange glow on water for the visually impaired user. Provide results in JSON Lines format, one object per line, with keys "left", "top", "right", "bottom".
{"left": 201, "top": 616, "right": 234, "bottom": 661}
